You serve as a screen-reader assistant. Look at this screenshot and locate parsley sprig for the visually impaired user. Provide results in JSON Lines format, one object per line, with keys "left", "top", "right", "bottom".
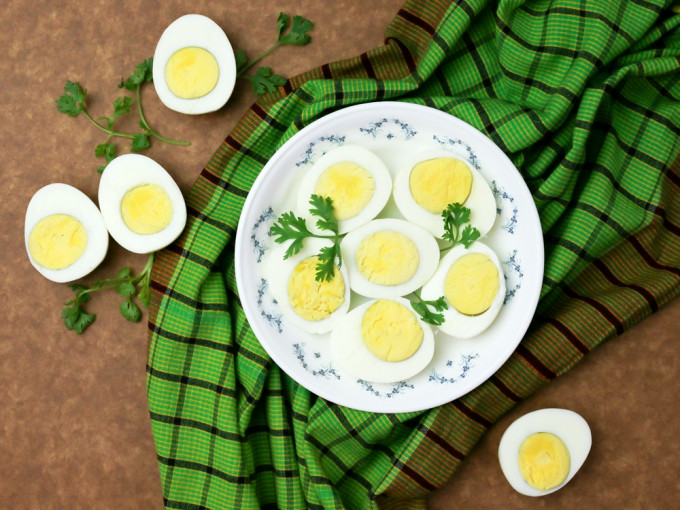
{"left": 410, "top": 293, "right": 448, "bottom": 326}
{"left": 236, "top": 13, "right": 314, "bottom": 95}
{"left": 269, "top": 194, "right": 342, "bottom": 282}
{"left": 441, "top": 203, "right": 481, "bottom": 251}
{"left": 61, "top": 253, "right": 154, "bottom": 334}
{"left": 56, "top": 58, "right": 189, "bottom": 173}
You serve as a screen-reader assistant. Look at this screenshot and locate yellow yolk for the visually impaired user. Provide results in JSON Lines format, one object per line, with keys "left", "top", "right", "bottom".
{"left": 355, "top": 231, "right": 419, "bottom": 286}
{"left": 121, "top": 183, "right": 173, "bottom": 235}
{"left": 28, "top": 214, "right": 88, "bottom": 270}
{"left": 409, "top": 157, "right": 472, "bottom": 214}
{"left": 518, "top": 432, "right": 571, "bottom": 491}
{"left": 313, "top": 161, "right": 375, "bottom": 221}
{"left": 165, "top": 47, "right": 219, "bottom": 99}
{"left": 287, "top": 256, "right": 345, "bottom": 321}
{"left": 444, "top": 253, "right": 499, "bottom": 316}
{"left": 361, "top": 299, "right": 423, "bottom": 362}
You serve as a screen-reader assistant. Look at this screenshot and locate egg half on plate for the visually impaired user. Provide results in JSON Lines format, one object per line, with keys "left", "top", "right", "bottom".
{"left": 296, "top": 145, "right": 392, "bottom": 234}
{"left": 25, "top": 183, "right": 109, "bottom": 283}
{"left": 98, "top": 154, "right": 187, "bottom": 254}
{"left": 330, "top": 297, "right": 435, "bottom": 383}
{"left": 266, "top": 237, "right": 351, "bottom": 334}
{"left": 498, "top": 408, "right": 592, "bottom": 497}
{"left": 340, "top": 218, "right": 440, "bottom": 299}
{"left": 420, "top": 241, "right": 505, "bottom": 338}
{"left": 153, "top": 14, "right": 237, "bottom": 114}
{"left": 393, "top": 149, "right": 496, "bottom": 238}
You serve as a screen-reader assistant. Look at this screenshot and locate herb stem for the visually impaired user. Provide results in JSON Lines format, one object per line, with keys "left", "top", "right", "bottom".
{"left": 82, "top": 110, "right": 135, "bottom": 139}
{"left": 135, "top": 86, "right": 189, "bottom": 146}
{"left": 236, "top": 43, "right": 280, "bottom": 77}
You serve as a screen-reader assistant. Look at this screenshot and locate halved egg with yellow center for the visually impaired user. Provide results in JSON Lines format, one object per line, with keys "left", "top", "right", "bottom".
{"left": 24, "top": 183, "right": 109, "bottom": 283}
{"left": 153, "top": 14, "right": 237, "bottom": 114}
{"left": 98, "top": 154, "right": 187, "bottom": 254}
{"left": 498, "top": 408, "right": 592, "bottom": 497}
{"left": 420, "top": 241, "right": 505, "bottom": 338}
{"left": 330, "top": 297, "right": 435, "bottom": 383}
{"left": 340, "top": 218, "right": 440, "bottom": 299}
{"left": 393, "top": 149, "right": 496, "bottom": 238}
{"left": 296, "top": 145, "right": 392, "bottom": 234}
{"left": 266, "top": 237, "right": 350, "bottom": 334}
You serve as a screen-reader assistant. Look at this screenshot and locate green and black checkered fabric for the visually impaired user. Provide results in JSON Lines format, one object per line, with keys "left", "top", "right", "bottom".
{"left": 146, "top": 1, "right": 680, "bottom": 508}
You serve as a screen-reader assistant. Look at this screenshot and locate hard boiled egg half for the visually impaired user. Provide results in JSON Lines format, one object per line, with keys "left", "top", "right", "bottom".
{"left": 330, "top": 297, "right": 435, "bottom": 383}
{"left": 393, "top": 149, "right": 496, "bottom": 238}
{"left": 98, "top": 154, "right": 187, "bottom": 254}
{"left": 340, "top": 218, "right": 440, "bottom": 299}
{"left": 266, "top": 237, "right": 351, "bottom": 334}
{"left": 24, "top": 183, "right": 109, "bottom": 283}
{"left": 153, "top": 14, "right": 237, "bottom": 114}
{"left": 498, "top": 408, "right": 592, "bottom": 496}
{"left": 420, "top": 241, "right": 505, "bottom": 338}
{"left": 296, "top": 145, "right": 392, "bottom": 234}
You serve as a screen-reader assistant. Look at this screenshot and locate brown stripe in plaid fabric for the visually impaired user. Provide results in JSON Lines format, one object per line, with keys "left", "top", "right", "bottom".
{"left": 396, "top": 8, "right": 436, "bottom": 36}
{"left": 488, "top": 374, "right": 522, "bottom": 402}
{"left": 515, "top": 343, "right": 557, "bottom": 380}
{"left": 562, "top": 285, "right": 626, "bottom": 335}
{"left": 396, "top": 462, "right": 437, "bottom": 491}
{"left": 452, "top": 400, "right": 492, "bottom": 429}
{"left": 419, "top": 425, "right": 466, "bottom": 461}
{"left": 545, "top": 317, "right": 590, "bottom": 356}
{"left": 593, "top": 259, "right": 659, "bottom": 313}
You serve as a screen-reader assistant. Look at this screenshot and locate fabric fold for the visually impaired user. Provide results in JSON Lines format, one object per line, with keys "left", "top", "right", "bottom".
{"left": 146, "top": 1, "right": 680, "bottom": 508}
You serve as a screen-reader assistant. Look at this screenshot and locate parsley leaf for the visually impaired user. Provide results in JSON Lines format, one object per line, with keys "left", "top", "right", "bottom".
{"left": 410, "top": 294, "right": 448, "bottom": 326}
{"left": 55, "top": 81, "right": 86, "bottom": 117}
{"left": 441, "top": 202, "right": 481, "bottom": 251}
{"left": 269, "top": 194, "right": 343, "bottom": 281}
{"left": 235, "top": 12, "right": 313, "bottom": 95}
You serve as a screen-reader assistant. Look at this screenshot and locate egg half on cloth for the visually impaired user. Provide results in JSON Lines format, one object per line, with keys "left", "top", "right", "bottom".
{"left": 98, "top": 154, "right": 187, "bottom": 254}
{"left": 498, "top": 408, "right": 592, "bottom": 497}
{"left": 153, "top": 14, "right": 237, "bottom": 114}
{"left": 25, "top": 183, "right": 109, "bottom": 283}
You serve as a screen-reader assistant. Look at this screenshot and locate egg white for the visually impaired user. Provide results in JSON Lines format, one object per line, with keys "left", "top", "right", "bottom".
{"left": 153, "top": 14, "right": 237, "bottom": 114}
{"left": 98, "top": 154, "right": 187, "bottom": 254}
{"left": 340, "top": 218, "right": 440, "bottom": 299}
{"left": 24, "top": 183, "right": 109, "bottom": 283}
{"left": 329, "top": 297, "right": 435, "bottom": 384}
{"left": 266, "top": 237, "right": 351, "bottom": 334}
{"left": 498, "top": 408, "right": 592, "bottom": 497}
{"left": 420, "top": 241, "right": 505, "bottom": 338}
{"left": 296, "top": 145, "right": 392, "bottom": 234}
{"left": 393, "top": 149, "right": 496, "bottom": 238}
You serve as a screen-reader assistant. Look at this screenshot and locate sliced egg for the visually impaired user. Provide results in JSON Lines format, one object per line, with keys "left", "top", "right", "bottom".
{"left": 266, "top": 237, "right": 350, "bottom": 334}
{"left": 393, "top": 149, "right": 496, "bottom": 238}
{"left": 153, "top": 14, "right": 237, "bottom": 114}
{"left": 420, "top": 241, "right": 505, "bottom": 338}
{"left": 340, "top": 218, "right": 439, "bottom": 299}
{"left": 498, "top": 408, "right": 592, "bottom": 497}
{"left": 296, "top": 145, "right": 392, "bottom": 234}
{"left": 98, "top": 154, "right": 187, "bottom": 254}
{"left": 24, "top": 183, "right": 108, "bottom": 283}
{"left": 330, "top": 297, "right": 435, "bottom": 383}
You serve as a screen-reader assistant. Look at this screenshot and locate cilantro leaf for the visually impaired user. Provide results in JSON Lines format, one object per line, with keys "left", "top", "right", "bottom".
{"left": 278, "top": 15, "right": 313, "bottom": 46}
{"left": 316, "top": 244, "right": 341, "bottom": 282}
{"left": 131, "top": 132, "right": 151, "bottom": 151}
{"left": 309, "top": 194, "right": 338, "bottom": 234}
{"left": 245, "top": 66, "right": 286, "bottom": 95}
{"left": 441, "top": 202, "right": 481, "bottom": 250}
{"left": 410, "top": 295, "right": 448, "bottom": 326}
{"left": 270, "top": 211, "right": 313, "bottom": 259}
{"left": 120, "top": 58, "right": 154, "bottom": 91}
{"left": 235, "top": 49, "right": 248, "bottom": 73}
{"left": 120, "top": 298, "right": 142, "bottom": 322}
{"left": 56, "top": 81, "right": 86, "bottom": 117}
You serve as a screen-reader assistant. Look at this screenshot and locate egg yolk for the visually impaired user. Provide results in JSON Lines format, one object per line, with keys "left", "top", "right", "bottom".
{"left": 444, "top": 253, "right": 499, "bottom": 316}
{"left": 518, "top": 432, "right": 571, "bottom": 491}
{"left": 409, "top": 157, "right": 472, "bottom": 214}
{"left": 165, "top": 47, "right": 219, "bottom": 99}
{"left": 121, "top": 183, "right": 173, "bottom": 235}
{"left": 361, "top": 299, "right": 423, "bottom": 362}
{"left": 287, "top": 256, "right": 345, "bottom": 321}
{"left": 28, "top": 214, "right": 88, "bottom": 270}
{"left": 313, "top": 161, "right": 376, "bottom": 221}
{"left": 355, "top": 231, "right": 419, "bottom": 286}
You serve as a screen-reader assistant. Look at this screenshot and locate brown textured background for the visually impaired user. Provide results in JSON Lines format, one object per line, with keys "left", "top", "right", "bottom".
{"left": 1, "top": 1, "right": 678, "bottom": 508}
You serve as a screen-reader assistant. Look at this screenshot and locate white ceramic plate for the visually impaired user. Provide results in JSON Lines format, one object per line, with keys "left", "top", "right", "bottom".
{"left": 234, "top": 101, "right": 543, "bottom": 413}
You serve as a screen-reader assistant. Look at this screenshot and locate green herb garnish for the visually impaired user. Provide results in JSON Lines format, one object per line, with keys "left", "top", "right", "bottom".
{"left": 236, "top": 12, "right": 313, "bottom": 95}
{"left": 441, "top": 202, "right": 481, "bottom": 251}
{"left": 410, "top": 293, "right": 448, "bottom": 326}
{"left": 61, "top": 253, "right": 154, "bottom": 334}
{"left": 56, "top": 58, "right": 189, "bottom": 173}
{"left": 269, "top": 194, "right": 342, "bottom": 282}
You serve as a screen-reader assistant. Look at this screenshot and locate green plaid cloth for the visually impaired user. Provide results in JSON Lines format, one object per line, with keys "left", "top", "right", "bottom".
{"left": 146, "top": 1, "right": 680, "bottom": 508}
